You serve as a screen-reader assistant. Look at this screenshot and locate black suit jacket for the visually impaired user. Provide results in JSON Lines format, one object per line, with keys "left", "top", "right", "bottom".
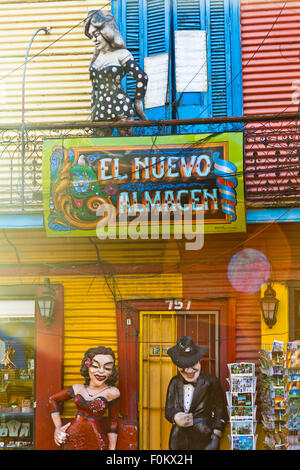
{"left": 165, "top": 370, "right": 227, "bottom": 450}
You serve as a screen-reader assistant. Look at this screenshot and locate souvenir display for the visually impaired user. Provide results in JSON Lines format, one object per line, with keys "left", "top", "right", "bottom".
{"left": 49, "top": 345, "right": 120, "bottom": 450}
{"left": 0, "top": 323, "right": 35, "bottom": 450}
{"left": 226, "top": 362, "right": 257, "bottom": 450}
{"left": 259, "top": 340, "right": 300, "bottom": 450}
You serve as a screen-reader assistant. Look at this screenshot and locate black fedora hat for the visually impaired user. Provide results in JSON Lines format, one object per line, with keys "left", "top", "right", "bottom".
{"left": 167, "top": 336, "right": 205, "bottom": 369}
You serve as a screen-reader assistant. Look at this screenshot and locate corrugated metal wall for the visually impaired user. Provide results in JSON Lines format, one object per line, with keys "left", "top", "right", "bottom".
{"left": 2, "top": 220, "right": 298, "bottom": 368}
{"left": 0, "top": 0, "right": 107, "bottom": 124}
{"left": 0, "top": 229, "right": 181, "bottom": 265}
{"left": 61, "top": 272, "right": 182, "bottom": 417}
{"left": 0, "top": 270, "right": 182, "bottom": 418}
{"left": 241, "top": 0, "right": 300, "bottom": 204}
{"left": 182, "top": 222, "right": 299, "bottom": 364}
{"left": 241, "top": 0, "right": 300, "bottom": 115}
{"left": 0, "top": 229, "right": 182, "bottom": 416}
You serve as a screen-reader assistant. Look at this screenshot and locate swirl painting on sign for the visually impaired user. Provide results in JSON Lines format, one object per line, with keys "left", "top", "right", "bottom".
{"left": 42, "top": 134, "right": 245, "bottom": 237}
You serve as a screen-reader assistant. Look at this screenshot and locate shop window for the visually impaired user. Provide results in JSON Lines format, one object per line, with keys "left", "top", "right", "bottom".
{"left": 0, "top": 301, "right": 35, "bottom": 450}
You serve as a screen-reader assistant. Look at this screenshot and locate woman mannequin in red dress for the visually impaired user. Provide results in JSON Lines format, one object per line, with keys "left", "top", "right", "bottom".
{"left": 49, "top": 346, "right": 120, "bottom": 450}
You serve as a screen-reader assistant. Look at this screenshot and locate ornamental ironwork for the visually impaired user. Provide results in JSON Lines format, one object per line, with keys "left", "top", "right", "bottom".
{"left": 0, "top": 114, "right": 299, "bottom": 213}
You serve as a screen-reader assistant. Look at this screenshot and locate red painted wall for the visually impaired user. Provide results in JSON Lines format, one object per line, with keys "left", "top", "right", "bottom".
{"left": 241, "top": 0, "right": 300, "bottom": 116}
{"left": 241, "top": 0, "right": 300, "bottom": 203}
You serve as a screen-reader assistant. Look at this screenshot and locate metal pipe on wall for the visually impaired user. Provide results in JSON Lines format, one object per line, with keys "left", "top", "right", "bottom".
{"left": 21, "top": 27, "right": 51, "bottom": 211}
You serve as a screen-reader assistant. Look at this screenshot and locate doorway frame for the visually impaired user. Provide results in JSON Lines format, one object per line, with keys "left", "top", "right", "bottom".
{"left": 116, "top": 297, "right": 236, "bottom": 432}
{"left": 287, "top": 281, "right": 300, "bottom": 340}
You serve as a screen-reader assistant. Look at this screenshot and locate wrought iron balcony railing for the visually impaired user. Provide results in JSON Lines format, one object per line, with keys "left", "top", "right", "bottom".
{"left": 1, "top": 113, "right": 300, "bottom": 213}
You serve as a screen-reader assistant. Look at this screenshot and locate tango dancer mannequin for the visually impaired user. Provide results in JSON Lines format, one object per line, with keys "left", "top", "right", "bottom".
{"left": 84, "top": 9, "right": 148, "bottom": 136}
{"left": 165, "top": 336, "right": 227, "bottom": 450}
{"left": 49, "top": 346, "right": 120, "bottom": 450}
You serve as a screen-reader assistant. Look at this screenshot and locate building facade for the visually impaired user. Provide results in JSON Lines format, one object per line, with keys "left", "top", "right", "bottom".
{"left": 0, "top": 0, "right": 299, "bottom": 451}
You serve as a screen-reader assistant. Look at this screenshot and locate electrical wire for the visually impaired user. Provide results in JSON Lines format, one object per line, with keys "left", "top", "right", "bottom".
{"left": 0, "top": 5, "right": 299, "bottom": 313}
{"left": 0, "top": 0, "right": 292, "bottom": 134}
{"left": 3, "top": 126, "right": 300, "bottom": 196}
{"left": 0, "top": 202, "right": 299, "bottom": 282}
{"left": 0, "top": 4, "right": 111, "bottom": 83}
{"left": 15, "top": 326, "right": 300, "bottom": 346}
{"left": 0, "top": 4, "right": 299, "bottom": 353}
{"left": 195, "top": 1, "right": 289, "bottom": 120}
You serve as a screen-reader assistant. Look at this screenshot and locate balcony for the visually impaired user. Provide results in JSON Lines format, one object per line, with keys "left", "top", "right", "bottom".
{"left": 0, "top": 113, "right": 299, "bottom": 214}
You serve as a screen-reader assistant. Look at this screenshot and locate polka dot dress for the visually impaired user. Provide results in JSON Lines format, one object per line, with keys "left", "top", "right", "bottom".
{"left": 90, "top": 58, "right": 148, "bottom": 122}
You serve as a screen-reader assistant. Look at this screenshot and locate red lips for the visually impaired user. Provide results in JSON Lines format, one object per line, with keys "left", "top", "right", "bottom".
{"left": 187, "top": 373, "right": 195, "bottom": 379}
{"left": 95, "top": 374, "right": 106, "bottom": 381}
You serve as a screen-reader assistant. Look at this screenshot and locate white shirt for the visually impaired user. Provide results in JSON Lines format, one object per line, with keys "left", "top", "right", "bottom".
{"left": 183, "top": 384, "right": 195, "bottom": 413}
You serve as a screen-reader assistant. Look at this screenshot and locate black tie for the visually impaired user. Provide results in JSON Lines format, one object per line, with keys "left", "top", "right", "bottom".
{"left": 182, "top": 379, "right": 196, "bottom": 386}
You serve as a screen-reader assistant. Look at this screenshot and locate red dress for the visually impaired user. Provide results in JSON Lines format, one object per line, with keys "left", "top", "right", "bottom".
{"left": 49, "top": 387, "right": 119, "bottom": 450}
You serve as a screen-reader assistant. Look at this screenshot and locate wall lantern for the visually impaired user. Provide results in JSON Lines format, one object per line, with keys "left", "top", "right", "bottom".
{"left": 37, "top": 278, "right": 56, "bottom": 325}
{"left": 260, "top": 283, "right": 280, "bottom": 329}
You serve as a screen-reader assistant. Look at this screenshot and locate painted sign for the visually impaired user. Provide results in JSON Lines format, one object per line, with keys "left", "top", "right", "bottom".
{"left": 42, "top": 133, "right": 245, "bottom": 237}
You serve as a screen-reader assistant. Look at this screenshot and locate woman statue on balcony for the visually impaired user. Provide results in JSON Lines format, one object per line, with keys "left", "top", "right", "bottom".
{"left": 49, "top": 345, "right": 120, "bottom": 450}
{"left": 84, "top": 9, "right": 148, "bottom": 136}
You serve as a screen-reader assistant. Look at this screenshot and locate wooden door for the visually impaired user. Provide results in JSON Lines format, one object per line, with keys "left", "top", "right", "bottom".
{"left": 139, "top": 310, "right": 219, "bottom": 450}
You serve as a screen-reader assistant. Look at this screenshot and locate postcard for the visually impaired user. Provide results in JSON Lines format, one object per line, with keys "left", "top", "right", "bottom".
{"left": 274, "top": 397, "right": 285, "bottom": 410}
{"left": 272, "top": 365, "right": 285, "bottom": 376}
{"left": 272, "top": 340, "right": 284, "bottom": 353}
{"left": 231, "top": 420, "right": 255, "bottom": 436}
{"left": 274, "top": 386, "right": 284, "bottom": 398}
{"left": 228, "top": 376, "right": 256, "bottom": 393}
{"left": 228, "top": 363, "right": 255, "bottom": 376}
{"left": 287, "top": 341, "right": 300, "bottom": 352}
{"left": 286, "top": 380, "right": 300, "bottom": 392}
{"left": 286, "top": 350, "right": 300, "bottom": 369}
{"left": 226, "top": 392, "right": 255, "bottom": 407}
{"left": 228, "top": 406, "right": 256, "bottom": 421}
{"left": 231, "top": 435, "right": 255, "bottom": 450}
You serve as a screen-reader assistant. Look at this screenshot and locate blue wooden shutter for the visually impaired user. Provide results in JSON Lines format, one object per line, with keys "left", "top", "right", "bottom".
{"left": 207, "top": 0, "right": 243, "bottom": 127}
{"left": 143, "top": 0, "right": 171, "bottom": 120}
{"left": 207, "top": 0, "right": 243, "bottom": 119}
{"left": 146, "top": 0, "right": 169, "bottom": 56}
{"left": 207, "top": 0, "right": 229, "bottom": 117}
{"left": 173, "top": 0, "right": 242, "bottom": 122}
{"left": 175, "top": 0, "right": 202, "bottom": 30}
{"left": 173, "top": 0, "right": 208, "bottom": 120}
{"left": 115, "top": 0, "right": 170, "bottom": 120}
{"left": 114, "top": 0, "right": 242, "bottom": 124}
{"left": 121, "top": 0, "right": 142, "bottom": 99}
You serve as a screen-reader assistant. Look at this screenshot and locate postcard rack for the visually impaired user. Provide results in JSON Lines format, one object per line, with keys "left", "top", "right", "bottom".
{"left": 226, "top": 362, "right": 257, "bottom": 450}
{"left": 259, "top": 340, "right": 300, "bottom": 450}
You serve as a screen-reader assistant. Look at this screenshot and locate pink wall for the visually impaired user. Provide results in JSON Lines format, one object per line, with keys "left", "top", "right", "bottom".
{"left": 241, "top": 1, "right": 300, "bottom": 204}
{"left": 241, "top": 0, "right": 300, "bottom": 115}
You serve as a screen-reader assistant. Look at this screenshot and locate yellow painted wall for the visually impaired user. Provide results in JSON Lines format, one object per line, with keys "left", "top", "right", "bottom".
{"left": 260, "top": 282, "right": 289, "bottom": 351}
{"left": 0, "top": 0, "right": 109, "bottom": 124}
{"left": 0, "top": 271, "right": 182, "bottom": 417}
{"left": 0, "top": 229, "right": 181, "bottom": 265}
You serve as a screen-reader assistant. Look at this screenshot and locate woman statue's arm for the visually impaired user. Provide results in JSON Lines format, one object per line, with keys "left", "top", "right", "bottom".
{"left": 49, "top": 387, "right": 74, "bottom": 446}
{"left": 107, "top": 389, "right": 120, "bottom": 450}
{"left": 119, "top": 50, "right": 148, "bottom": 120}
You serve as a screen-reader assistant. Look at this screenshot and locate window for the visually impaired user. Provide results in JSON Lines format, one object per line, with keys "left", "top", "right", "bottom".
{"left": 113, "top": 0, "right": 243, "bottom": 123}
{"left": 0, "top": 301, "right": 35, "bottom": 450}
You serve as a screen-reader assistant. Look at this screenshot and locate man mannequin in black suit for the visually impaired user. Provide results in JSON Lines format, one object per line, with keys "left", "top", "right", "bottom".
{"left": 165, "top": 336, "right": 227, "bottom": 450}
